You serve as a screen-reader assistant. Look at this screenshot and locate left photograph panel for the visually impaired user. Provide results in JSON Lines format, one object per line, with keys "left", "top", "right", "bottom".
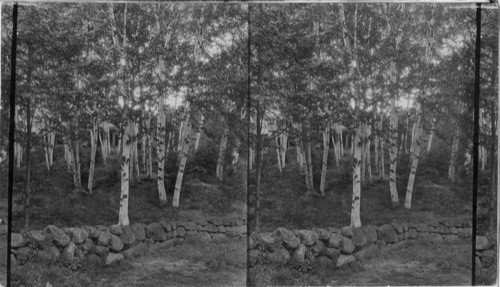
{"left": 3, "top": 3, "right": 248, "bottom": 286}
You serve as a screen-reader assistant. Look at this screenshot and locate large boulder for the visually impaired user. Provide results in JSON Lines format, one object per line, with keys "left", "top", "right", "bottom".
{"left": 109, "top": 234, "right": 124, "bottom": 252}
{"left": 340, "top": 237, "right": 355, "bottom": 254}
{"left": 340, "top": 226, "right": 353, "bottom": 238}
{"left": 66, "top": 228, "right": 88, "bottom": 244}
{"left": 11, "top": 233, "right": 27, "bottom": 248}
{"left": 109, "top": 224, "right": 122, "bottom": 236}
{"left": 336, "top": 254, "right": 355, "bottom": 267}
{"left": 274, "top": 227, "right": 300, "bottom": 249}
{"left": 38, "top": 245, "right": 60, "bottom": 263}
{"left": 476, "top": 236, "right": 492, "bottom": 251}
{"left": 25, "top": 230, "right": 46, "bottom": 244}
{"left": 146, "top": 222, "right": 167, "bottom": 242}
{"left": 83, "top": 226, "right": 100, "bottom": 239}
{"left": 327, "top": 233, "right": 343, "bottom": 248}
{"left": 314, "top": 228, "right": 332, "bottom": 241}
{"left": 120, "top": 226, "right": 136, "bottom": 248}
{"left": 93, "top": 245, "right": 109, "bottom": 257}
{"left": 255, "top": 232, "right": 277, "bottom": 247}
{"left": 105, "top": 252, "right": 124, "bottom": 265}
{"left": 44, "top": 225, "right": 70, "bottom": 247}
{"left": 288, "top": 244, "right": 307, "bottom": 267}
{"left": 97, "top": 231, "right": 112, "bottom": 246}
{"left": 130, "top": 223, "right": 146, "bottom": 241}
{"left": 361, "top": 225, "right": 377, "bottom": 243}
{"left": 377, "top": 224, "right": 399, "bottom": 243}
{"left": 351, "top": 227, "right": 367, "bottom": 248}
{"left": 267, "top": 248, "right": 290, "bottom": 266}
{"left": 295, "top": 230, "right": 318, "bottom": 246}
{"left": 60, "top": 242, "right": 76, "bottom": 265}
{"left": 310, "top": 240, "right": 325, "bottom": 255}
{"left": 80, "top": 238, "right": 94, "bottom": 252}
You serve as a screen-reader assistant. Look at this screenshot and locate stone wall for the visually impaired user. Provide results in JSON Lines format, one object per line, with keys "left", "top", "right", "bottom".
{"left": 10, "top": 217, "right": 246, "bottom": 267}
{"left": 249, "top": 219, "right": 472, "bottom": 268}
{"left": 475, "top": 231, "right": 497, "bottom": 284}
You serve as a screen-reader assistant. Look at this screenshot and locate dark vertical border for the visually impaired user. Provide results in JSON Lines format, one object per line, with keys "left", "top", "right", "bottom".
{"left": 246, "top": 2, "right": 251, "bottom": 286}
{"left": 7, "top": 3, "right": 19, "bottom": 287}
{"left": 472, "top": 3, "right": 481, "bottom": 286}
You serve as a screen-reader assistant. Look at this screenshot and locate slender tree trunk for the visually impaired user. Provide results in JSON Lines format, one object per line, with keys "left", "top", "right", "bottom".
{"left": 173, "top": 107, "right": 192, "bottom": 208}
{"left": 427, "top": 117, "right": 436, "bottom": 152}
{"left": 489, "top": 104, "right": 497, "bottom": 230}
{"left": 44, "top": 133, "right": 51, "bottom": 171}
{"left": 100, "top": 123, "right": 109, "bottom": 165}
{"left": 367, "top": 138, "right": 372, "bottom": 183}
{"left": 275, "top": 136, "right": 282, "bottom": 173}
{"left": 25, "top": 97, "right": 32, "bottom": 228}
{"left": 217, "top": 124, "right": 229, "bottom": 180}
{"left": 448, "top": 128, "right": 460, "bottom": 182}
{"left": 351, "top": 124, "right": 362, "bottom": 228}
{"left": 389, "top": 97, "right": 400, "bottom": 206}
{"left": 118, "top": 122, "right": 134, "bottom": 226}
{"left": 296, "top": 144, "right": 303, "bottom": 171}
{"left": 194, "top": 114, "right": 204, "bottom": 151}
{"left": 405, "top": 116, "right": 423, "bottom": 209}
{"left": 133, "top": 134, "right": 139, "bottom": 177}
{"left": 147, "top": 115, "right": 153, "bottom": 179}
{"left": 320, "top": 123, "right": 330, "bottom": 196}
{"left": 280, "top": 133, "right": 288, "bottom": 168}
{"left": 374, "top": 134, "right": 379, "bottom": 176}
{"left": 157, "top": 96, "right": 167, "bottom": 205}
{"left": 380, "top": 137, "right": 386, "bottom": 180}
{"left": 249, "top": 148, "right": 254, "bottom": 170}
{"left": 141, "top": 133, "right": 147, "bottom": 172}
{"left": 88, "top": 120, "right": 98, "bottom": 194}
{"left": 73, "top": 137, "right": 81, "bottom": 189}
{"left": 15, "top": 143, "right": 22, "bottom": 169}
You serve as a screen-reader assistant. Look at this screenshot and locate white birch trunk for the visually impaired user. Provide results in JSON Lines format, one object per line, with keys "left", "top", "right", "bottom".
{"left": 73, "top": 138, "right": 81, "bottom": 189}
{"left": 217, "top": 125, "right": 229, "bottom": 180}
{"left": 194, "top": 114, "right": 204, "bottom": 151}
{"left": 367, "top": 138, "right": 372, "bottom": 182}
{"left": 249, "top": 147, "right": 254, "bottom": 170}
{"left": 351, "top": 124, "right": 362, "bottom": 228}
{"left": 320, "top": 124, "right": 330, "bottom": 196}
{"left": 133, "top": 135, "right": 139, "bottom": 177}
{"left": 427, "top": 117, "right": 436, "bottom": 152}
{"left": 147, "top": 116, "right": 153, "bottom": 179}
{"left": 173, "top": 108, "right": 192, "bottom": 208}
{"left": 405, "top": 118, "right": 423, "bottom": 209}
{"left": 275, "top": 137, "right": 282, "bottom": 173}
{"left": 389, "top": 97, "right": 400, "bottom": 206}
{"left": 157, "top": 96, "right": 168, "bottom": 205}
{"left": 280, "top": 134, "right": 288, "bottom": 168}
{"left": 306, "top": 138, "right": 314, "bottom": 191}
{"left": 118, "top": 121, "right": 134, "bottom": 226}
{"left": 448, "top": 128, "right": 460, "bottom": 182}
{"left": 88, "top": 120, "right": 98, "bottom": 194}
{"left": 141, "top": 133, "right": 147, "bottom": 172}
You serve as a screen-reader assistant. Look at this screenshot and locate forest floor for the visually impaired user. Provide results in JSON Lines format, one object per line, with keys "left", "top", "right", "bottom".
{"left": 4, "top": 149, "right": 247, "bottom": 287}
{"left": 249, "top": 149, "right": 474, "bottom": 286}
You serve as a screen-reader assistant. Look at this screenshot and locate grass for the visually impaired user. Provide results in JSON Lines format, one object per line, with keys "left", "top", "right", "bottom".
{"left": 249, "top": 239, "right": 472, "bottom": 286}
{"left": 252, "top": 148, "right": 472, "bottom": 232}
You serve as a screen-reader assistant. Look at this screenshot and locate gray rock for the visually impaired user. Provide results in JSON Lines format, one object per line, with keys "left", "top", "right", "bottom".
{"left": 314, "top": 228, "right": 332, "bottom": 241}
{"left": 325, "top": 247, "right": 340, "bottom": 259}
{"left": 443, "top": 234, "right": 459, "bottom": 243}
{"left": 408, "top": 229, "right": 418, "bottom": 239}
{"left": 217, "top": 225, "right": 227, "bottom": 233}
{"left": 361, "top": 225, "right": 378, "bottom": 243}
{"left": 435, "top": 225, "right": 448, "bottom": 234}
{"left": 417, "top": 232, "right": 430, "bottom": 241}
{"left": 449, "top": 226, "right": 458, "bottom": 234}
{"left": 184, "top": 222, "right": 198, "bottom": 231}
{"left": 336, "top": 254, "right": 355, "bottom": 267}
{"left": 109, "top": 224, "right": 122, "bottom": 236}
{"left": 211, "top": 233, "right": 227, "bottom": 241}
{"left": 66, "top": 228, "right": 88, "bottom": 244}
{"left": 428, "top": 233, "right": 443, "bottom": 244}
{"left": 38, "top": 245, "right": 60, "bottom": 263}
{"left": 310, "top": 240, "right": 325, "bottom": 255}
{"left": 177, "top": 228, "right": 186, "bottom": 237}
{"left": 340, "top": 237, "right": 355, "bottom": 254}
{"left": 478, "top": 249, "right": 496, "bottom": 267}
{"left": 377, "top": 224, "right": 399, "bottom": 243}
{"left": 295, "top": 230, "right": 319, "bottom": 246}
{"left": 249, "top": 249, "right": 262, "bottom": 267}
{"left": 60, "top": 242, "right": 76, "bottom": 265}
{"left": 255, "top": 232, "right": 276, "bottom": 246}
{"left": 130, "top": 223, "right": 146, "bottom": 241}
{"left": 109, "top": 234, "right": 124, "bottom": 252}
{"left": 195, "top": 232, "right": 211, "bottom": 242}
{"left": 340, "top": 226, "right": 353, "bottom": 238}
{"left": 14, "top": 247, "right": 31, "bottom": 263}
{"left": 96, "top": 225, "right": 109, "bottom": 232}
{"left": 326, "top": 227, "right": 341, "bottom": 234}
{"left": 146, "top": 222, "right": 167, "bottom": 242}
{"left": 267, "top": 248, "right": 290, "bottom": 266}
{"left": 351, "top": 227, "right": 367, "bottom": 248}
{"left": 0, "top": 225, "right": 6, "bottom": 236}
{"left": 401, "top": 222, "right": 409, "bottom": 232}
{"left": 391, "top": 222, "right": 404, "bottom": 234}
{"left": 26, "top": 230, "right": 46, "bottom": 244}
{"left": 415, "top": 223, "right": 429, "bottom": 232}
{"left": 289, "top": 244, "right": 307, "bottom": 267}
{"left": 44, "top": 225, "right": 70, "bottom": 247}
{"left": 476, "top": 236, "right": 492, "bottom": 251}
{"left": 185, "top": 231, "right": 198, "bottom": 237}
{"left": 83, "top": 226, "right": 100, "bottom": 239}
{"left": 327, "top": 232, "right": 343, "bottom": 248}
{"left": 97, "top": 231, "right": 112, "bottom": 246}
{"left": 80, "top": 238, "right": 94, "bottom": 252}
{"left": 120, "top": 225, "right": 136, "bottom": 248}
{"left": 274, "top": 227, "right": 300, "bottom": 249}
{"left": 11, "top": 233, "right": 27, "bottom": 248}
{"left": 160, "top": 220, "right": 172, "bottom": 232}
{"left": 93, "top": 245, "right": 109, "bottom": 257}
{"left": 105, "top": 252, "right": 124, "bottom": 265}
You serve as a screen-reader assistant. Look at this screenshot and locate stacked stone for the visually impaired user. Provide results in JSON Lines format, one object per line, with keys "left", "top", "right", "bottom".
{"left": 249, "top": 218, "right": 472, "bottom": 269}
{"left": 475, "top": 232, "right": 497, "bottom": 283}
{"left": 10, "top": 216, "right": 246, "bottom": 267}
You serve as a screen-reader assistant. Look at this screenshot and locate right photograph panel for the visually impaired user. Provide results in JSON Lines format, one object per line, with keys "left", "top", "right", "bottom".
{"left": 247, "top": 3, "right": 497, "bottom": 286}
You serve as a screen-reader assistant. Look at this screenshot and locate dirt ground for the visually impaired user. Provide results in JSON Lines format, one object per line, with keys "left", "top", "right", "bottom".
{"left": 94, "top": 258, "right": 246, "bottom": 287}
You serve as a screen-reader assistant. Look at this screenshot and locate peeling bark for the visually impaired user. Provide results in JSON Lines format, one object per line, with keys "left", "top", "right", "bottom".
{"left": 173, "top": 105, "right": 192, "bottom": 208}
{"left": 118, "top": 121, "right": 135, "bottom": 226}
{"left": 351, "top": 124, "right": 363, "bottom": 228}
{"left": 320, "top": 123, "right": 330, "bottom": 196}
{"left": 389, "top": 97, "right": 400, "bottom": 206}
{"left": 405, "top": 115, "right": 423, "bottom": 209}
{"left": 157, "top": 96, "right": 167, "bottom": 205}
